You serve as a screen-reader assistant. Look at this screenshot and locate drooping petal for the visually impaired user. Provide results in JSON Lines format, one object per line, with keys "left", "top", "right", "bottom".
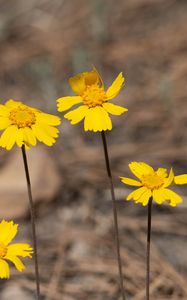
{"left": 120, "top": 176, "right": 142, "bottom": 186}
{"left": 84, "top": 108, "right": 94, "bottom": 131}
{"left": 22, "top": 127, "right": 37, "bottom": 146}
{"left": 0, "top": 259, "right": 10, "bottom": 279}
{"left": 84, "top": 68, "right": 100, "bottom": 86}
{"left": 106, "top": 73, "right": 125, "bottom": 100}
{"left": 0, "top": 125, "right": 18, "bottom": 150}
{"left": 64, "top": 105, "right": 88, "bottom": 124}
{"left": 57, "top": 96, "right": 83, "bottom": 112}
{"left": 69, "top": 75, "right": 86, "bottom": 95}
{"left": 162, "top": 188, "right": 183, "bottom": 206}
{"left": 0, "top": 220, "right": 18, "bottom": 245}
{"left": 129, "top": 162, "right": 154, "bottom": 179}
{"left": 153, "top": 189, "right": 164, "bottom": 204}
{"left": 39, "top": 124, "right": 59, "bottom": 139}
{"left": 32, "top": 124, "right": 56, "bottom": 146}
{"left": 84, "top": 106, "right": 112, "bottom": 132}
{"left": 6, "top": 243, "right": 33, "bottom": 258}
{"left": 126, "top": 186, "right": 148, "bottom": 201}
{"left": 163, "top": 168, "right": 174, "bottom": 188}
{"left": 0, "top": 117, "right": 11, "bottom": 129}
{"left": 16, "top": 128, "right": 24, "bottom": 147}
{"left": 136, "top": 189, "right": 152, "bottom": 206}
{"left": 102, "top": 103, "right": 128, "bottom": 115}
{"left": 5, "top": 255, "right": 25, "bottom": 272}
{"left": 174, "top": 174, "right": 187, "bottom": 185}
{"left": 0, "top": 106, "right": 9, "bottom": 117}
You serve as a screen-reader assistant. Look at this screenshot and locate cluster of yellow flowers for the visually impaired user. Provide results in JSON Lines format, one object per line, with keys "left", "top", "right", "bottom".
{"left": 0, "top": 67, "right": 186, "bottom": 280}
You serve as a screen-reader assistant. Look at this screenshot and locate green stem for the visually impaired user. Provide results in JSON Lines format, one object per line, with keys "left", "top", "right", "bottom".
{"left": 101, "top": 131, "right": 126, "bottom": 300}
{"left": 21, "top": 145, "right": 41, "bottom": 300}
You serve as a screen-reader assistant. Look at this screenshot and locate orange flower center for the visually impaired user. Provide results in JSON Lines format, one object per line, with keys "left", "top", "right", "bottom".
{"left": 0, "top": 243, "right": 7, "bottom": 258}
{"left": 141, "top": 173, "right": 164, "bottom": 190}
{"left": 9, "top": 106, "right": 36, "bottom": 128}
{"left": 82, "top": 85, "right": 107, "bottom": 108}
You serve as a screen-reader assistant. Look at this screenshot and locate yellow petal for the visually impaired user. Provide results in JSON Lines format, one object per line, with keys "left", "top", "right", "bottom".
{"left": 84, "top": 106, "right": 112, "bottom": 132}
{"left": 32, "top": 124, "right": 56, "bottom": 146}
{"left": 84, "top": 108, "right": 94, "bottom": 131}
{"left": 69, "top": 75, "right": 86, "bottom": 95}
{"left": 57, "top": 96, "right": 83, "bottom": 112}
{"left": 0, "top": 105, "right": 9, "bottom": 117}
{"left": 6, "top": 243, "right": 33, "bottom": 258}
{"left": 102, "top": 103, "right": 128, "bottom": 115}
{"left": 0, "top": 220, "right": 18, "bottom": 245}
{"left": 5, "top": 255, "right": 25, "bottom": 272}
{"left": 0, "top": 125, "right": 18, "bottom": 150}
{"left": 0, "top": 259, "right": 10, "bottom": 279}
{"left": 120, "top": 176, "right": 142, "bottom": 186}
{"left": 163, "top": 168, "right": 174, "bottom": 188}
{"left": 39, "top": 124, "right": 59, "bottom": 138}
{"left": 84, "top": 67, "right": 100, "bottom": 86}
{"left": 174, "top": 174, "right": 187, "bottom": 185}
{"left": 156, "top": 168, "right": 167, "bottom": 178}
{"left": 37, "top": 112, "right": 61, "bottom": 125}
{"left": 0, "top": 117, "right": 11, "bottom": 129}
{"left": 64, "top": 105, "right": 88, "bottom": 124}
{"left": 22, "top": 127, "right": 37, "bottom": 146}
{"left": 129, "top": 162, "right": 154, "bottom": 179}
{"left": 162, "top": 188, "right": 182, "bottom": 206}
{"left": 5, "top": 99, "right": 22, "bottom": 108}
{"left": 106, "top": 72, "right": 125, "bottom": 100}
{"left": 136, "top": 189, "right": 152, "bottom": 206}
{"left": 4, "top": 233, "right": 32, "bottom": 274}
{"left": 16, "top": 128, "right": 24, "bottom": 147}
{"left": 153, "top": 189, "right": 164, "bottom": 204}
{"left": 126, "top": 186, "right": 147, "bottom": 201}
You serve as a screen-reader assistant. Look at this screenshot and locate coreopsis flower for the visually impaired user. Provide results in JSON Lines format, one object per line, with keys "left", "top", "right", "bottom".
{"left": 57, "top": 67, "right": 128, "bottom": 132}
{"left": 0, "top": 220, "right": 33, "bottom": 279}
{"left": 0, "top": 99, "right": 61, "bottom": 150}
{"left": 120, "top": 162, "right": 187, "bottom": 206}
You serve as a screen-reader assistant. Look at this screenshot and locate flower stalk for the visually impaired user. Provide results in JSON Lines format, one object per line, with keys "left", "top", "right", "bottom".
{"left": 21, "top": 145, "right": 40, "bottom": 300}
{"left": 101, "top": 131, "right": 126, "bottom": 300}
{"left": 146, "top": 197, "right": 152, "bottom": 300}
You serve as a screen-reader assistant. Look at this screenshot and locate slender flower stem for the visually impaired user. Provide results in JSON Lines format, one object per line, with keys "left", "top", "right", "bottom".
{"left": 101, "top": 131, "right": 126, "bottom": 300}
{"left": 21, "top": 145, "right": 41, "bottom": 300}
{"left": 146, "top": 197, "right": 153, "bottom": 300}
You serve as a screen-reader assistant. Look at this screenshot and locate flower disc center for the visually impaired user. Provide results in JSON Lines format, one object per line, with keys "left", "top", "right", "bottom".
{"left": 142, "top": 173, "right": 164, "bottom": 190}
{"left": 0, "top": 243, "right": 7, "bottom": 258}
{"left": 82, "top": 85, "right": 107, "bottom": 108}
{"left": 9, "top": 106, "right": 36, "bottom": 128}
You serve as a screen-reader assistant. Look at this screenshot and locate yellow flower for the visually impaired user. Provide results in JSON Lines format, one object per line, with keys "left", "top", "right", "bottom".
{"left": 0, "top": 99, "right": 61, "bottom": 150}
{"left": 57, "top": 67, "right": 128, "bottom": 132}
{"left": 0, "top": 220, "right": 33, "bottom": 279}
{"left": 120, "top": 162, "right": 187, "bottom": 206}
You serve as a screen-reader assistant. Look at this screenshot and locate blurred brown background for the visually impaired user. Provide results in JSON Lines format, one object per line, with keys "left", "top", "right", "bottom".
{"left": 0, "top": 0, "right": 187, "bottom": 299}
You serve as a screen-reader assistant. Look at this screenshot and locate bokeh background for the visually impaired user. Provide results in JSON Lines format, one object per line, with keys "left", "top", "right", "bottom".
{"left": 0, "top": 0, "right": 187, "bottom": 299}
